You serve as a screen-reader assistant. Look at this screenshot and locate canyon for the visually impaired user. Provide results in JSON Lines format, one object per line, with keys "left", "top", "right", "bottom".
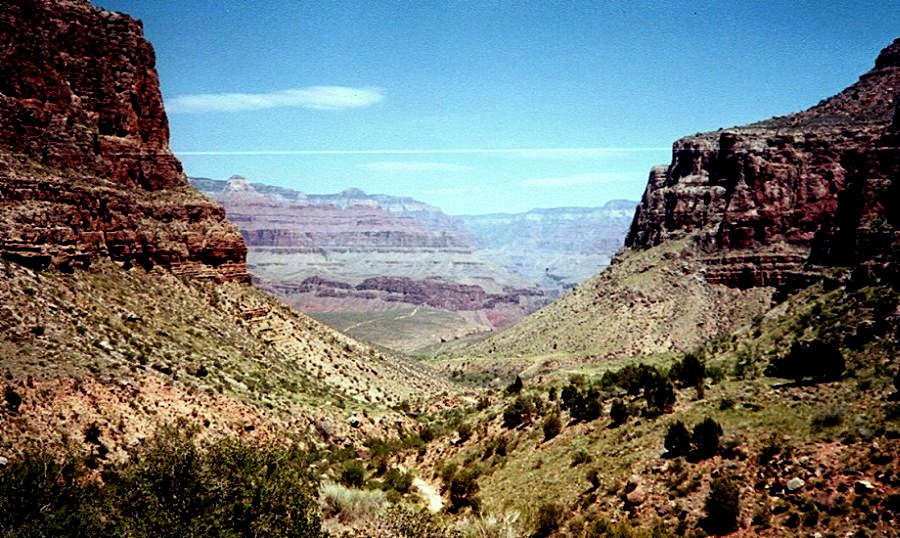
{"left": 193, "top": 176, "right": 633, "bottom": 350}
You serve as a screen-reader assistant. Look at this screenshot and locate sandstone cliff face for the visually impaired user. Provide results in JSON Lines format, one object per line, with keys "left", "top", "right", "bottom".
{"left": 627, "top": 39, "right": 900, "bottom": 290}
{"left": 0, "top": 0, "right": 249, "bottom": 282}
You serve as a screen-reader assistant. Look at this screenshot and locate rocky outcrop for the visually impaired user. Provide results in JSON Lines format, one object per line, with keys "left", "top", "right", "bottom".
{"left": 0, "top": 0, "right": 249, "bottom": 282}
{"left": 627, "top": 38, "right": 900, "bottom": 290}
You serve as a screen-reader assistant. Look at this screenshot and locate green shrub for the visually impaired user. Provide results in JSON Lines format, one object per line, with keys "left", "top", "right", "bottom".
{"left": 447, "top": 469, "right": 480, "bottom": 513}
{"left": 457, "top": 422, "right": 473, "bottom": 442}
{"left": 532, "top": 502, "right": 563, "bottom": 537}
{"left": 645, "top": 376, "right": 676, "bottom": 414}
{"left": 0, "top": 422, "right": 327, "bottom": 537}
{"left": 664, "top": 421, "right": 691, "bottom": 456}
{"left": 340, "top": 459, "right": 366, "bottom": 488}
{"left": 571, "top": 449, "right": 592, "bottom": 467}
{"left": 765, "top": 341, "right": 845, "bottom": 383}
{"left": 542, "top": 413, "right": 563, "bottom": 441}
{"left": 382, "top": 468, "right": 413, "bottom": 494}
{"left": 503, "top": 395, "right": 536, "bottom": 429}
{"left": 3, "top": 386, "right": 21, "bottom": 413}
{"left": 320, "top": 482, "right": 385, "bottom": 524}
{"left": 670, "top": 351, "right": 706, "bottom": 388}
{"left": 704, "top": 476, "right": 740, "bottom": 534}
{"left": 692, "top": 417, "right": 723, "bottom": 459}
{"left": 610, "top": 398, "right": 629, "bottom": 425}
{"left": 506, "top": 375, "right": 524, "bottom": 395}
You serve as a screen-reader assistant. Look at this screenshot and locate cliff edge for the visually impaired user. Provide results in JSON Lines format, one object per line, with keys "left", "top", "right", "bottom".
{"left": 626, "top": 38, "right": 900, "bottom": 290}
{"left": 0, "top": 0, "right": 249, "bottom": 282}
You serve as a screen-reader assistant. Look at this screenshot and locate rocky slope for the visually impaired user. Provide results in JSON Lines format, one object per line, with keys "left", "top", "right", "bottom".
{"left": 0, "top": 0, "right": 248, "bottom": 282}
{"left": 193, "top": 176, "right": 546, "bottom": 347}
{"left": 457, "top": 201, "right": 636, "bottom": 295}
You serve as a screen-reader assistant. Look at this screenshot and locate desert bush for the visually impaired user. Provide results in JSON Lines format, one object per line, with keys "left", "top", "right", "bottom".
{"left": 692, "top": 417, "right": 723, "bottom": 459}
{"left": 610, "top": 398, "right": 629, "bottom": 425}
{"left": 0, "top": 450, "right": 99, "bottom": 536}
{"left": 458, "top": 422, "right": 473, "bottom": 442}
{"left": 664, "top": 421, "right": 691, "bottom": 456}
{"left": 542, "top": 413, "right": 563, "bottom": 441}
{"left": 765, "top": 341, "right": 845, "bottom": 383}
{"left": 3, "top": 386, "right": 21, "bottom": 413}
{"left": 645, "top": 376, "right": 676, "bottom": 414}
{"left": 420, "top": 424, "right": 436, "bottom": 443}
{"left": 532, "top": 502, "right": 563, "bottom": 537}
{"left": 383, "top": 468, "right": 413, "bottom": 494}
{"left": 447, "top": 469, "right": 481, "bottom": 513}
{"left": 571, "top": 449, "right": 592, "bottom": 466}
{"left": 503, "top": 395, "right": 537, "bottom": 429}
{"left": 561, "top": 382, "right": 602, "bottom": 422}
{"left": 320, "top": 482, "right": 385, "bottom": 523}
{"left": 340, "top": 459, "right": 366, "bottom": 488}
{"left": 810, "top": 407, "right": 843, "bottom": 432}
{"left": 703, "top": 476, "right": 740, "bottom": 535}
{"left": 0, "top": 422, "right": 327, "bottom": 537}
{"left": 670, "top": 351, "right": 706, "bottom": 388}
{"left": 506, "top": 375, "right": 524, "bottom": 395}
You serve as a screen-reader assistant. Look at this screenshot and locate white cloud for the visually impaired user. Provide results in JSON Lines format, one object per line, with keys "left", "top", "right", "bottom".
{"left": 360, "top": 161, "right": 472, "bottom": 173}
{"left": 522, "top": 172, "right": 624, "bottom": 187}
{"left": 167, "top": 86, "right": 384, "bottom": 113}
{"left": 176, "top": 147, "right": 668, "bottom": 156}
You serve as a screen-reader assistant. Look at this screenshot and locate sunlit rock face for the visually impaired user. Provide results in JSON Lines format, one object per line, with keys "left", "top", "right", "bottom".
{"left": 627, "top": 38, "right": 900, "bottom": 290}
{"left": 0, "top": 0, "right": 249, "bottom": 282}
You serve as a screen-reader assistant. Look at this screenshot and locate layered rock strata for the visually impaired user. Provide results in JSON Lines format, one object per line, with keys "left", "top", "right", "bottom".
{"left": 627, "top": 38, "right": 900, "bottom": 290}
{"left": 195, "top": 177, "right": 544, "bottom": 328}
{"left": 0, "top": 0, "right": 248, "bottom": 282}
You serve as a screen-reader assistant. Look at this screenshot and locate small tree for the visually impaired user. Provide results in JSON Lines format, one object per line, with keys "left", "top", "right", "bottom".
{"left": 340, "top": 460, "right": 366, "bottom": 488}
{"left": 704, "top": 476, "right": 740, "bottom": 534}
{"left": 542, "top": 413, "right": 562, "bottom": 441}
{"left": 609, "top": 399, "right": 629, "bottom": 426}
{"left": 692, "top": 417, "right": 723, "bottom": 459}
{"left": 671, "top": 351, "right": 706, "bottom": 388}
{"left": 502, "top": 395, "right": 535, "bottom": 429}
{"left": 506, "top": 375, "right": 524, "bottom": 395}
{"left": 664, "top": 421, "right": 691, "bottom": 455}
{"left": 646, "top": 376, "right": 676, "bottom": 414}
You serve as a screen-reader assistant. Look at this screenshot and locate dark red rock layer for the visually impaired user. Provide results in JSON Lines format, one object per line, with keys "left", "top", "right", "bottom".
{"left": 626, "top": 38, "right": 900, "bottom": 289}
{"left": 0, "top": 0, "right": 249, "bottom": 282}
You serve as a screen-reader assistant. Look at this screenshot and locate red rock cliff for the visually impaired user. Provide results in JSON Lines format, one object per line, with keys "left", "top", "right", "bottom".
{"left": 0, "top": 0, "right": 249, "bottom": 282}
{"left": 626, "top": 38, "right": 900, "bottom": 289}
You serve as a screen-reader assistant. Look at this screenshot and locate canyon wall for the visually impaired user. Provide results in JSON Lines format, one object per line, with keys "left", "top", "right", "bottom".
{"left": 0, "top": 0, "right": 248, "bottom": 282}
{"left": 626, "top": 39, "right": 900, "bottom": 290}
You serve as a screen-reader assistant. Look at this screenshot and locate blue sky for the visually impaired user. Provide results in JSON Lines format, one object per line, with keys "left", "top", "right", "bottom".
{"left": 95, "top": 1, "right": 900, "bottom": 215}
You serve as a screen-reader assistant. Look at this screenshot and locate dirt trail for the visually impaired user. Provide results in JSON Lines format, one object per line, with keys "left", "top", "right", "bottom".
{"left": 413, "top": 477, "right": 443, "bottom": 513}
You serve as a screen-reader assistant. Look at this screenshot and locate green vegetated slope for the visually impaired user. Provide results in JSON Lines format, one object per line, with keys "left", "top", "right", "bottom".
{"left": 433, "top": 239, "right": 774, "bottom": 363}
{"left": 311, "top": 307, "right": 486, "bottom": 355}
{"left": 0, "top": 256, "right": 450, "bottom": 457}
{"left": 384, "top": 278, "right": 900, "bottom": 537}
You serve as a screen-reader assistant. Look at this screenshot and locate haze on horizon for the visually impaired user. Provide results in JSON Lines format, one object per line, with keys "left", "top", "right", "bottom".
{"left": 96, "top": 0, "right": 900, "bottom": 215}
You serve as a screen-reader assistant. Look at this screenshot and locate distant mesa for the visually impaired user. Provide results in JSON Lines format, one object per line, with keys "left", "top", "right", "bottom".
{"left": 193, "top": 176, "right": 635, "bottom": 349}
